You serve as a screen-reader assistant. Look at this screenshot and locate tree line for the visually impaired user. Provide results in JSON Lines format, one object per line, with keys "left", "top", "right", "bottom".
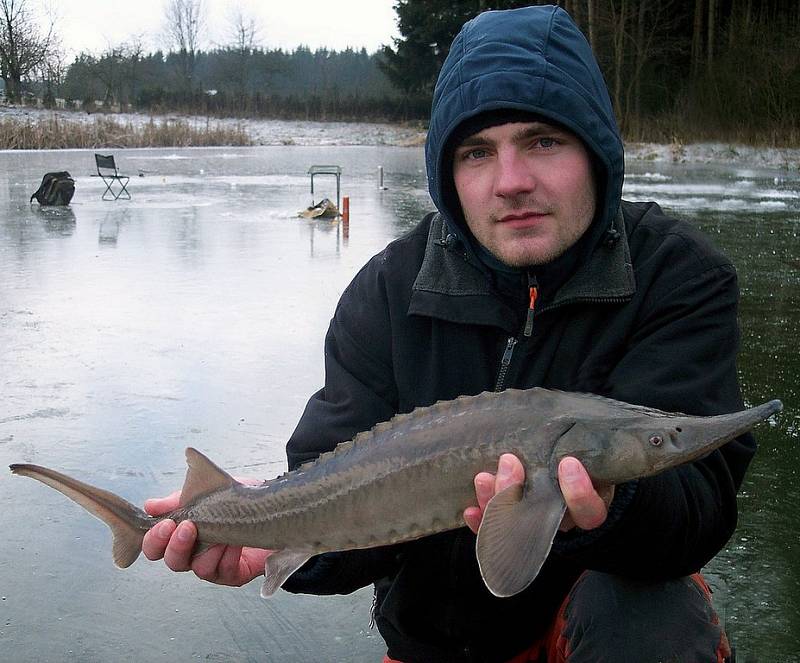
{"left": 60, "top": 46, "right": 419, "bottom": 122}
{"left": 0, "top": 0, "right": 424, "bottom": 122}
{"left": 1, "top": 0, "right": 798, "bottom": 143}
{"left": 380, "top": 0, "right": 800, "bottom": 144}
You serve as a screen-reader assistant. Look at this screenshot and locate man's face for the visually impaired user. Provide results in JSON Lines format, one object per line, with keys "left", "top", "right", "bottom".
{"left": 452, "top": 121, "right": 597, "bottom": 268}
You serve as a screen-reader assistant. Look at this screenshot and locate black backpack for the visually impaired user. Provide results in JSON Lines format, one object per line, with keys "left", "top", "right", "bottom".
{"left": 30, "top": 171, "right": 75, "bottom": 206}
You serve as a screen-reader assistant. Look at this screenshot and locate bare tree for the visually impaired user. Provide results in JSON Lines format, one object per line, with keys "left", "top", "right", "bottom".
{"left": 225, "top": 6, "right": 260, "bottom": 101}
{"left": 623, "top": 0, "right": 680, "bottom": 135}
{"left": 691, "top": 0, "right": 703, "bottom": 76}
{"left": 125, "top": 36, "right": 145, "bottom": 106}
{"left": 0, "top": 0, "right": 53, "bottom": 102}
{"left": 94, "top": 40, "right": 140, "bottom": 106}
{"left": 608, "top": 0, "right": 629, "bottom": 117}
{"left": 37, "top": 38, "right": 65, "bottom": 107}
{"left": 93, "top": 46, "right": 124, "bottom": 105}
{"left": 706, "top": 0, "right": 716, "bottom": 72}
{"left": 163, "top": 0, "right": 205, "bottom": 87}
{"left": 228, "top": 6, "right": 259, "bottom": 55}
{"left": 586, "top": 0, "right": 597, "bottom": 50}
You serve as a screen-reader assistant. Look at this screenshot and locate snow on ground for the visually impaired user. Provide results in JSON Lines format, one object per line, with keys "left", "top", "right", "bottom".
{"left": 625, "top": 141, "right": 800, "bottom": 171}
{"left": 1, "top": 105, "right": 798, "bottom": 167}
{"left": 0, "top": 105, "right": 427, "bottom": 147}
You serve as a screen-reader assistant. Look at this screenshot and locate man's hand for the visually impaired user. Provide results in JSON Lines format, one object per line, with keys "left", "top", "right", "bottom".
{"left": 142, "top": 482, "right": 271, "bottom": 587}
{"left": 463, "top": 454, "right": 614, "bottom": 534}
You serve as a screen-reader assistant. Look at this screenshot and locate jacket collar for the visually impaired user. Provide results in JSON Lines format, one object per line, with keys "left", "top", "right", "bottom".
{"left": 409, "top": 209, "right": 635, "bottom": 332}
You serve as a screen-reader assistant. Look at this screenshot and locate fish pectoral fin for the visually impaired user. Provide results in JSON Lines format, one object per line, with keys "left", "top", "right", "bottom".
{"left": 476, "top": 470, "right": 566, "bottom": 598}
{"left": 260, "top": 549, "right": 314, "bottom": 598}
{"left": 180, "top": 448, "right": 237, "bottom": 507}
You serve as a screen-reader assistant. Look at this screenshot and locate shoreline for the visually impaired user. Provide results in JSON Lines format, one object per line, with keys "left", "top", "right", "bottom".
{"left": 1, "top": 105, "right": 798, "bottom": 169}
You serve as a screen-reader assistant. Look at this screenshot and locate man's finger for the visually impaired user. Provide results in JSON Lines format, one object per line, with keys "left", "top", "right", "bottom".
{"left": 463, "top": 506, "right": 483, "bottom": 534}
{"left": 215, "top": 545, "right": 246, "bottom": 585}
{"left": 474, "top": 472, "right": 495, "bottom": 511}
{"left": 494, "top": 453, "right": 525, "bottom": 493}
{"left": 558, "top": 457, "right": 608, "bottom": 530}
{"left": 163, "top": 520, "right": 197, "bottom": 572}
{"left": 466, "top": 455, "right": 526, "bottom": 535}
{"left": 144, "top": 490, "right": 182, "bottom": 516}
{"left": 142, "top": 519, "right": 176, "bottom": 561}
{"left": 191, "top": 543, "right": 226, "bottom": 581}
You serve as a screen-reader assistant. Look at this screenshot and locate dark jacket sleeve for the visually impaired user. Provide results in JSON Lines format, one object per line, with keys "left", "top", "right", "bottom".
{"left": 553, "top": 254, "right": 756, "bottom": 579}
{"left": 282, "top": 257, "right": 405, "bottom": 595}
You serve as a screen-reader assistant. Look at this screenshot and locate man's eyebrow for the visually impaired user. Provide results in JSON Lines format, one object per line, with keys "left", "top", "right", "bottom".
{"left": 511, "top": 123, "right": 565, "bottom": 140}
{"left": 456, "top": 134, "right": 494, "bottom": 149}
{"left": 456, "top": 122, "right": 565, "bottom": 148}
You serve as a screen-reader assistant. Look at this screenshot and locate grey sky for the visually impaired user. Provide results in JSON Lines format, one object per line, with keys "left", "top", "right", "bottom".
{"left": 53, "top": 0, "right": 399, "bottom": 58}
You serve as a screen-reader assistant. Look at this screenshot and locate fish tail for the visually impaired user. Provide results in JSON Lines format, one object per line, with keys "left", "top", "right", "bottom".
{"left": 10, "top": 462, "right": 154, "bottom": 568}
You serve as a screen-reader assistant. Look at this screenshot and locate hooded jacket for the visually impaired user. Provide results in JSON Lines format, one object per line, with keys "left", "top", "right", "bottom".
{"left": 282, "top": 7, "right": 754, "bottom": 662}
{"left": 426, "top": 5, "right": 624, "bottom": 251}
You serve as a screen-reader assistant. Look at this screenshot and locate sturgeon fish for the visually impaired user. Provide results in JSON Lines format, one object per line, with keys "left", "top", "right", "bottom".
{"left": 10, "top": 389, "right": 782, "bottom": 598}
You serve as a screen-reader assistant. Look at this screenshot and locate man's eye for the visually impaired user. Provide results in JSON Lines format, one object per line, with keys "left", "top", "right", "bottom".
{"left": 537, "top": 136, "right": 558, "bottom": 148}
{"left": 466, "top": 148, "right": 488, "bottom": 160}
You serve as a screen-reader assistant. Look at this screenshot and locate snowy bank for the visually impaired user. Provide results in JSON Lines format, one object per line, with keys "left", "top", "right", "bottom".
{"left": 0, "top": 106, "right": 427, "bottom": 148}
{"left": 1, "top": 106, "right": 797, "bottom": 168}
{"left": 626, "top": 142, "right": 800, "bottom": 171}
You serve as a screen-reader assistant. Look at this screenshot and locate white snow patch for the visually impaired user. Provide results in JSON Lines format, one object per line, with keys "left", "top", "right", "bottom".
{"left": 127, "top": 154, "right": 192, "bottom": 160}
{"left": 0, "top": 106, "right": 427, "bottom": 148}
{"left": 626, "top": 141, "right": 800, "bottom": 170}
{"left": 627, "top": 172, "right": 672, "bottom": 182}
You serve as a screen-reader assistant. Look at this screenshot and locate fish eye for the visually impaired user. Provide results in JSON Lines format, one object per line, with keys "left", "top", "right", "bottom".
{"left": 649, "top": 434, "right": 663, "bottom": 447}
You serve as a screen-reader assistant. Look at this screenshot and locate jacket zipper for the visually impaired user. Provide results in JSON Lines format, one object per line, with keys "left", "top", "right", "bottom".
{"left": 523, "top": 274, "right": 539, "bottom": 337}
{"left": 494, "top": 336, "right": 517, "bottom": 391}
{"left": 494, "top": 275, "right": 539, "bottom": 392}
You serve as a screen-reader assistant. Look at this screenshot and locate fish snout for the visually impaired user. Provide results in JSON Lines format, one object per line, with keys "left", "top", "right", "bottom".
{"left": 653, "top": 399, "right": 783, "bottom": 472}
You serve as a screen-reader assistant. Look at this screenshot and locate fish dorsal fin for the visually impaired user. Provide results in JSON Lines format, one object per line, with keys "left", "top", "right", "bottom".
{"left": 180, "top": 448, "right": 236, "bottom": 507}
{"left": 475, "top": 468, "right": 566, "bottom": 598}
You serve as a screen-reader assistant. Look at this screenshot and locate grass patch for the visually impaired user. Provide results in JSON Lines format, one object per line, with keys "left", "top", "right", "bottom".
{"left": 623, "top": 113, "right": 800, "bottom": 149}
{"left": 0, "top": 114, "right": 253, "bottom": 149}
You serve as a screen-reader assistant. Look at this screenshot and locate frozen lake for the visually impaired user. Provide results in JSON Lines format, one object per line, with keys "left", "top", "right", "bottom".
{"left": 1, "top": 144, "right": 798, "bottom": 661}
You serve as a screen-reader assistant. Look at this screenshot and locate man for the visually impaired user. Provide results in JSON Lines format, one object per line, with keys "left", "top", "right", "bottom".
{"left": 143, "top": 6, "right": 752, "bottom": 662}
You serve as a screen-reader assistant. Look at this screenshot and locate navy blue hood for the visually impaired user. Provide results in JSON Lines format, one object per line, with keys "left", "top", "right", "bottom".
{"left": 425, "top": 5, "right": 624, "bottom": 247}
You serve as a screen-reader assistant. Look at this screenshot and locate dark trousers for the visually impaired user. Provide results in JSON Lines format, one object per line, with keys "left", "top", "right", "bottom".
{"left": 383, "top": 572, "right": 731, "bottom": 663}
{"left": 509, "top": 572, "right": 731, "bottom": 663}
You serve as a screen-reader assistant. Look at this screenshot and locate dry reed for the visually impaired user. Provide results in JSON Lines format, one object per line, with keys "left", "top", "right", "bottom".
{"left": 0, "top": 114, "right": 253, "bottom": 150}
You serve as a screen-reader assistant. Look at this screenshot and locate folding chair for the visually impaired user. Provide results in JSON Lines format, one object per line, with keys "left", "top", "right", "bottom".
{"left": 95, "top": 154, "right": 131, "bottom": 201}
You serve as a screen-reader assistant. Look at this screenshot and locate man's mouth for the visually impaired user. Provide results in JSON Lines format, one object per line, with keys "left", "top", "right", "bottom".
{"left": 497, "top": 211, "right": 549, "bottom": 228}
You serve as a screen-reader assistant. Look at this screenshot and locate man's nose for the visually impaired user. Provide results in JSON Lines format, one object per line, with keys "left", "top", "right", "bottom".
{"left": 493, "top": 148, "right": 536, "bottom": 198}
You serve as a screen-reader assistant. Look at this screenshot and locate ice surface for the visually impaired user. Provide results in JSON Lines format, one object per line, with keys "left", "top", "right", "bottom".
{"left": 623, "top": 160, "right": 800, "bottom": 213}
{"left": 1, "top": 137, "right": 798, "bottom": 662}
